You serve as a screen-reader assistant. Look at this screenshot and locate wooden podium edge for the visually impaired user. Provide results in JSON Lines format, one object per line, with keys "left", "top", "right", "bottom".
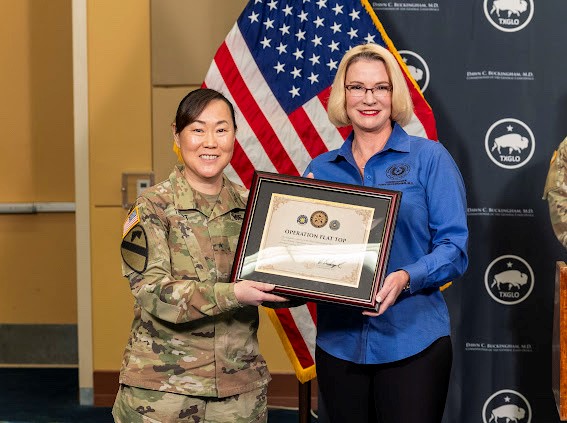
{"left": 554, "top": 261, "right": 567, "bottom": 420}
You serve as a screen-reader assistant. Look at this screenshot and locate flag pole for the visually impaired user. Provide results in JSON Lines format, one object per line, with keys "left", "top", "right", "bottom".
{"left": 298, "top": 380, "right": 311, "bottom": 423}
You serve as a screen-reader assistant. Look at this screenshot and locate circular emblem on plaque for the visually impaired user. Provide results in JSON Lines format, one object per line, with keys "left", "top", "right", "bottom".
{"left": 297, "top": 215, "right": 308, "bottom": 225}
{"left": 310, "top": 211, "right": 328, "bottom": 228}
{"left": 329, "top": 220, "right": 340, "bottom": 231}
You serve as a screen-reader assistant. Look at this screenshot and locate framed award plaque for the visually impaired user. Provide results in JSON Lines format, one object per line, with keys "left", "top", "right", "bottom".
{"left": 230, "top": 171, "right": 402, "bottom": 310}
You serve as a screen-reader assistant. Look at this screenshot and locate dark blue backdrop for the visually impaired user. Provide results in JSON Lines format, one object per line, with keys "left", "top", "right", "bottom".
{"left": 369, "top": 1, "right": 567, "bottom": 421}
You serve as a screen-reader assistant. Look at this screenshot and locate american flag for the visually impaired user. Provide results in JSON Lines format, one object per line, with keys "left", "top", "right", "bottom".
{"left": 122, "top": 206, "right": 139, "bottom": 238}
{"left": 203, "top": 0, "right": 437, "bottom": 383}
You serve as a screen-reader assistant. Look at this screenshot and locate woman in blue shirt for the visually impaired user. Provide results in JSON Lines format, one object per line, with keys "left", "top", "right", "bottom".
{"left": 305, "top": 44, "right": 468, "bottom": 422}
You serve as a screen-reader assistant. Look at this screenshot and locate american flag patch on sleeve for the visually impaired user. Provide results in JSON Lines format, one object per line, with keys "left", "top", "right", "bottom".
{"left": 122, "top": 206, "right": 140, "bottom": 238}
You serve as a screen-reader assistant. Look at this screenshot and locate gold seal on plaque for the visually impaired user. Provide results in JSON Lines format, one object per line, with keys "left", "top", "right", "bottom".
{"left": 310, "top": 210, "right": 328, "bottom": 228}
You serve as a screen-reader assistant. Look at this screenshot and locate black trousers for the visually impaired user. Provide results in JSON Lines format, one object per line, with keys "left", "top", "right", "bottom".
{"left": 316, "top": 336, "right": 452, "bottom": 423}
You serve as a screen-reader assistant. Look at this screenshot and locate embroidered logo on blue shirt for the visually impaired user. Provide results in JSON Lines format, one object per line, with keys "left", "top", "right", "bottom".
{"left": 386, "top": 164, "right": 411, "bottom": 179}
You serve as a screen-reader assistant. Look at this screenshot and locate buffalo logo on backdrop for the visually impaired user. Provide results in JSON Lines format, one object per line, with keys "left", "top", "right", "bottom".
{"left": 398, "top": 50, "right": 429, "bottom": 93}
{"left": 484, "top": 118, "right": 535, "bottom": 169}
{"left": 483, "top": 0, "right": 534, "bottom": 32}
{"left": 484, "top": 255, "right": 534, "bottom": 305}
{"left": 482, "top": 389, "right": 532, "bottom": 423}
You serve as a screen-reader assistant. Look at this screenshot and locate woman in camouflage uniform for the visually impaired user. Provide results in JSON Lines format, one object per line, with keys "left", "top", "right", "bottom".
{"left": 113, "top": 88, "right": 288, "bottom": 423}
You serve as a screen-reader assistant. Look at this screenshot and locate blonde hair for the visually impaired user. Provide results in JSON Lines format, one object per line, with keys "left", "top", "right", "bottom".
{"left": 327, "top": 43, "right": 413, "bottom": 127}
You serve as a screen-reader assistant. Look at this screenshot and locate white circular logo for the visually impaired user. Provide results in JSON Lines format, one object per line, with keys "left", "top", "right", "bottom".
{"left": 398, "top": 50, "right": 430, "bottom": 93}
{"left": 482, "top": 389, "right": 532, "bottom": 423}
{"left": 483, "top": 0, "right": 534, "bottom": 32}
{"left": 484, "top": 255, "right": 534, "bottom": 305}
{"left": 484, "top": 118, "right": 535, "bottom": 169}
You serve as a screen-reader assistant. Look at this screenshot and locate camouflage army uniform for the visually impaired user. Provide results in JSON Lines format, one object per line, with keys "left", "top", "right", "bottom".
{"left": 113, "top": 384, "right": 267, "bottom": 422}
{"left": 544, "top": 136, "right": 567, "bottom": 249}
{"left": 114, "top": 165, "right": 270, "bottom": 421}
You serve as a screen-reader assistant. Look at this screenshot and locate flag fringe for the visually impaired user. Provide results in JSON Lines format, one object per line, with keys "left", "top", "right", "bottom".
{"left": 440, "top": 281, "right": 452, "bottom": 291}
{"left": 360, "top": 0, "right": 432, "bottom": 110}
{"left": 263, "top": 307, "right": 317, "bottom": 384}
{"left": 172, "top": 141, "right": 183, "bottom": 162}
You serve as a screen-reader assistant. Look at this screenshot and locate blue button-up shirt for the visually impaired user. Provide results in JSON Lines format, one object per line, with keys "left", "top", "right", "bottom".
{"left": 304, "top": 124, "right": 468, "bottom": 364}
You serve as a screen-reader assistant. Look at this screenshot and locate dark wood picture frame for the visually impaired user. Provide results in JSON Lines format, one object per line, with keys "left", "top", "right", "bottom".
{"left": 230, "top": 171, "right": 402, "bottom": 310}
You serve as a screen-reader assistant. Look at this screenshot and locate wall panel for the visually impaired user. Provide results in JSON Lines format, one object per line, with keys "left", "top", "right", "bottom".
{"left": 88, "top": 0, "right": 152, "bottom": 207}
{"left": 151, "top": 0, "right": 248, "bottom": 85}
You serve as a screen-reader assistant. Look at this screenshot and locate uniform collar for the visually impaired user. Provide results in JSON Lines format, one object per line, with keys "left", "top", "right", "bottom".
{"left": 170, "top": 165, "right": 247, "bottom": 217}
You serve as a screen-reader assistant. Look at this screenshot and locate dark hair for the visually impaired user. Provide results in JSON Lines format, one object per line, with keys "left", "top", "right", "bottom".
{"left": 174, "top": 88, "right": 237, "bottom": 133}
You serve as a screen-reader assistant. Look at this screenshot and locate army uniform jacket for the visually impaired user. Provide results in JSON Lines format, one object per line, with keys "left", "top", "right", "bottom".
{"left": 119, "top": 165, "right": 270, "bottom": 398}
{"left": 544, "top": 136, "right": 567, "bottom": 250}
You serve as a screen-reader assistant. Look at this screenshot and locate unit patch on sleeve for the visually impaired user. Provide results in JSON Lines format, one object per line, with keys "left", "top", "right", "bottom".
{"left": 121, "top": 226, "right": 148, "bottom": 273}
